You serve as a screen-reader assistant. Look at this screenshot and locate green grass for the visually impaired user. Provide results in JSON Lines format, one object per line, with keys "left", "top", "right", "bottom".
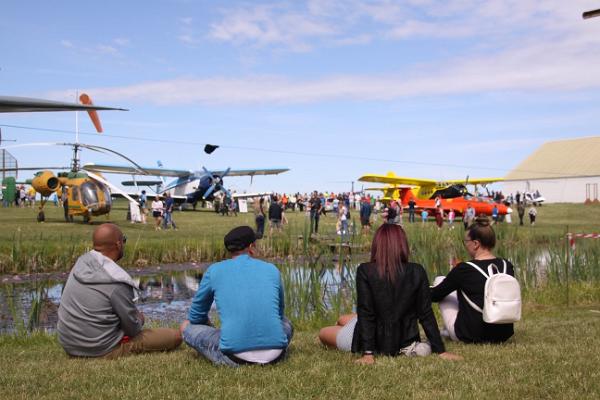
{"left": 0, "top": 201, "right": 362, "bottom": 274}
{"left": 2, "top": 204, "right": 600, "bottom": 397}
{"left": 0, "top": 306, "right": 599, "bottom": 399}
{"left": 1, "top": 202, "right": 600, "bottom": 275}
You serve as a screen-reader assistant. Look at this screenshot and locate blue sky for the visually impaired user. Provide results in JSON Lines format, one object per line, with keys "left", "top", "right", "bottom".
{"left": 2, "top": 0, "right": 600, "bottom": 194}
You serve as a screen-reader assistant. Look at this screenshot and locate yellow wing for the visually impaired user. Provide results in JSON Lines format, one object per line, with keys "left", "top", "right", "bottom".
{"left": 358, "top": 173, "right": 436, "bottom": 187}
{"left": 446, "top": 177, "right": 504, "bottom": 185}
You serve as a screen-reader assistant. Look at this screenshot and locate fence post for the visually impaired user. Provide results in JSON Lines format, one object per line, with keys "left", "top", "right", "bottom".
{"left": 566, "top": 228, "right": 572, "bottom": 307}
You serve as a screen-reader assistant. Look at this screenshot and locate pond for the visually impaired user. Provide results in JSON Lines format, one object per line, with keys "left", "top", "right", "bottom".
{"left": 0, "top": 260, "right": 359, "bottom": 334}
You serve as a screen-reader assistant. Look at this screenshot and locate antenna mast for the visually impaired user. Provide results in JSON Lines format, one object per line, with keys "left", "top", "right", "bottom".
{"left": 71, "top": 90, "right": 80, "bottom": 171}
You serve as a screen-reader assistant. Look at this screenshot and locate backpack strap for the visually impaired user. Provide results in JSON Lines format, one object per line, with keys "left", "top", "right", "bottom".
{"left": 465, "top": 261, "right": 489, "bottom": 279}
{"left": 502, "top": 259, "right": 507, "bottom": 274}
{"left": 461, "top": 291, "right": 482, "bottom": 313}
{"left": 462, "top": 261, "right": 489, "bottom": 314}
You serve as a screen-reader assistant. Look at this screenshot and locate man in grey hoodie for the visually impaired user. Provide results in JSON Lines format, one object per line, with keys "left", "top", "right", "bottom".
{"left": 57, "top": 223, "right": 182, "bottom": 358}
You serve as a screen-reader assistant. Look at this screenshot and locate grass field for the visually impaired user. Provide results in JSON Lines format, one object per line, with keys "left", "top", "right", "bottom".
{"left": 1, "top": 201, "right": 600, "bottom": 274}
{"left": 0, "top": 306, "right": 599, "bottom": 399}
{"left": 1, "top": 203, "right": 600, "bottom": 398}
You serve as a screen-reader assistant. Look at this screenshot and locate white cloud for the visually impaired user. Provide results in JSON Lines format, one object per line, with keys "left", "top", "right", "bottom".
{"left": 206, "top": 0, "right": 600, "bottom": 50}
{"left": 208, "top": 4, "right": 336, "bottom": 51}
{"left": 96, "top": 44, "right": 118, "bottom": 55}
{"left": 177, "top": 15, "right": 201, "bottom": 45}
{"left": 50, "top": 1, "right": 600, "bottom": 105}
{"left": 63, "top": 32, "right": 600, "bottom": 106}
{"left": 178, "top": 34, "right": 197, "bottom": 44}
{"left": 114, "top": 38, "right": 130, "bottom": 46}
{"left": 61, "top": 40, "right": 73, "bottom": 48}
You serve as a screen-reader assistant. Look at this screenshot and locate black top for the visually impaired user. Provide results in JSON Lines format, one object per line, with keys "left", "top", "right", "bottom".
{"left": 309, "top": 197, "right": 321, "bottom": 213}
{"left": 430, "top": 258, "right": 515, "bottom": 343}
{"left": 268, "top": 203, "right": 283, "bottom": 220}
{"left": 351, "top": 262, "right": 445, "bottom": 355}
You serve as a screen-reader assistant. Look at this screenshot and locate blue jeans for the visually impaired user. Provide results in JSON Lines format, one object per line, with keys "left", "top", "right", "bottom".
{"left": 162, "top": 211, "right": 176, "bottom": 229}
{"left": 183, "top": 318, "right": 294, "bottom": 367}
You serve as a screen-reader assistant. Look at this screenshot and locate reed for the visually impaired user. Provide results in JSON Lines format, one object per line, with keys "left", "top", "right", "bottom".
{"left": 2, "top": 203, "right": 600, "bottom": 330}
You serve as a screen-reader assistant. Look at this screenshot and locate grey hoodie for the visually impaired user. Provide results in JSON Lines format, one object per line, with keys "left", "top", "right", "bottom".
{"left": 57, "top": 250, "right": 142, "bottom": 357}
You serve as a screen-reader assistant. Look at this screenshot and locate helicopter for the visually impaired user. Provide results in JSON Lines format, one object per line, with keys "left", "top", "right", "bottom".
{"left": 1, "top": 93, "right": 140, "bottom": 223}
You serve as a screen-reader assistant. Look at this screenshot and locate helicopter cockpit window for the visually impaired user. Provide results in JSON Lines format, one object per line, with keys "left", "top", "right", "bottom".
{"left": 71, "top": 187, "right": 79, "bottom": 202}
{"left": 80, "top": 181, "right": 99, "bottom": 207}
{"left": 100, "top": 183, "right": 112, "bottom": 206}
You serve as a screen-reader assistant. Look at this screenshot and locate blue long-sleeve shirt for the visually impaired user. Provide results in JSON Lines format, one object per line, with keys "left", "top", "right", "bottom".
{"left": 188, "top": 254, "right": 288, "bottom": 353}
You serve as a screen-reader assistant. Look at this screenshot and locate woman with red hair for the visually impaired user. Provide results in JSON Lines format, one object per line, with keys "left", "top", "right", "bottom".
{"left": 319, "top": 223, "right": 461, "bottom": 364}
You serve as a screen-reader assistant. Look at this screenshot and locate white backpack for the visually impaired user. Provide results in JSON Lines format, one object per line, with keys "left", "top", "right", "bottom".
{"left": 462, "top": 259, "right": 521, "bottom": 324}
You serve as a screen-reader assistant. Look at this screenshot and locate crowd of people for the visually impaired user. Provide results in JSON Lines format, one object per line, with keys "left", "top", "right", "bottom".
{"left": 128, "top": 190, "right": 178, "bottom": 230}
{"left": 56, "top": 216, "right": 519, "bottom": 366}
{"left": 1, "top": 184, "right": 37, "bottom": 208}
{"left": 246, "top": 189, "right": 540, "bottom": 243}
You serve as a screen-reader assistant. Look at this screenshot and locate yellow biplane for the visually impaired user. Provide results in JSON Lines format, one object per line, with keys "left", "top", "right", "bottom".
{"left": 359, "top": 171, "right": 503, "bottom": 201}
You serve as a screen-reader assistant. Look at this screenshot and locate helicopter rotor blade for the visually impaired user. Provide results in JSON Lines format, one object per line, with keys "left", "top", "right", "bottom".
{"left": 78, "top": 144, "right": 147, "bottom": 174}
{"left": 0, "top": 142, "right": 71, "bottom": 151}
{"left": 0, "top": 166, "right": 68, "bottom": 172}
{"left": 1, "top": 142, "right": 147, "bottom": 175}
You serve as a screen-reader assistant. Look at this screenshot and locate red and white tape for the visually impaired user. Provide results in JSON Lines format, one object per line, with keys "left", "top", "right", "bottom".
{"left": 566, "top": 232, "right": 600, "bottom": 251}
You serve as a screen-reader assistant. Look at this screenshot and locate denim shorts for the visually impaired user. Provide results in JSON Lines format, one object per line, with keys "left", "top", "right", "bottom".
{"left": 183, "top": 318, "right": 294, "bottom": 367}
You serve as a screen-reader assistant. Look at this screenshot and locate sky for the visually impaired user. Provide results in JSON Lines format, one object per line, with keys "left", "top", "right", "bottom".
{"left": 1, "top": 0, "right": 600, "bottom": 194}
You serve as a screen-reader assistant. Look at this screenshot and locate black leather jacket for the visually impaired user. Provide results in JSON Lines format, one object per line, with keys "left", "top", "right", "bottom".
{"left": 351, "top": 262, "right": 445, "bottom": 355}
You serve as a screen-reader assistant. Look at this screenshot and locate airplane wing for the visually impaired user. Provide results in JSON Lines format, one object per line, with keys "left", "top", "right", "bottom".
{"left": 121, "top": 180, "right": 164, "bottom": 186}
{"left": 83, "top": 164, "right": 288, "bottom": 178}
{"left": 358, "top": 174, "right": 437, "bottom": 186}
{"left": 364, "top": 185, "right": 411, "bottom": 191}
{"left": 232, "top": 192, "right": 273, "bottom": 199}
{"left": 83, "top": 163, "right": 191, "bottom": 177}
{"left": 446, "top": 178, "right": 504, "bottom": 185}
{"left": 0, "top": 96, "right": 128, "bottom": 113}
{"left": 211, "top": 168, "right": 289, "bottom": 177}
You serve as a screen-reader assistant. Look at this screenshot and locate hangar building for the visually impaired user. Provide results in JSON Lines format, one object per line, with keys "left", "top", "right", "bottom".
{"left": 503, "top": 136, "right": 600, "bottom": 203}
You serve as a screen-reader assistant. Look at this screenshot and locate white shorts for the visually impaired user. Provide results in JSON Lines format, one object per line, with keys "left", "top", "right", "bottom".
{"left": 335, "top": 315, "right": 432, "bottom": 356}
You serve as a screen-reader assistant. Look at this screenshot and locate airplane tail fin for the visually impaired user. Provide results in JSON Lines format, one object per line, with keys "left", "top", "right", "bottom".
{"left": 79, "top": 93, "right": 103, "bottom": 133}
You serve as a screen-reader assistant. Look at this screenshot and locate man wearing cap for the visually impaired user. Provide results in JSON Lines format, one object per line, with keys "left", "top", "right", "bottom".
{"left": 181, "top": 226, "right": 293, "bottom": 366}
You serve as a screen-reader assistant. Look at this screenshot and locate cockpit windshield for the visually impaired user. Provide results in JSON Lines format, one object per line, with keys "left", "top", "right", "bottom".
{"left": 80, "top": 181, "right": 99, "bottom": 207}
{"left": 100, "top": 183, "right": 112, "bottom": 207}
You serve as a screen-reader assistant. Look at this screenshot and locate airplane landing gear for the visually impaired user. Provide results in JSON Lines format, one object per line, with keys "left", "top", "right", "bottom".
{"left": 37, "top": 199, "right": 47, "bottom": 223}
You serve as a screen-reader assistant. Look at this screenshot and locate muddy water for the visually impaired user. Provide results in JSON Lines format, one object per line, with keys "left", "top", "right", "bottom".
{"left": 0, "top": 264, "right": 209, "bottom": 334}
{"left": 0, "top": 261, "right": 356, "bottom": 334}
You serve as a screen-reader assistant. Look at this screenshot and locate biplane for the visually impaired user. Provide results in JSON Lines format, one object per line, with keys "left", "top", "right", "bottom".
{"left": 360, "top": 171, "right": 510, "bottom": 216}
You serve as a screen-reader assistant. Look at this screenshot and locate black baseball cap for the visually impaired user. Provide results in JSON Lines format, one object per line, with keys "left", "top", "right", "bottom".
{"left": 224, "top": 226, "right": 256, "bottom": 252}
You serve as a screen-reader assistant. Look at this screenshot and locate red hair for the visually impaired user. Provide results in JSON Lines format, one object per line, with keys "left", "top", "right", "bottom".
{"left": 370, "top": 224, "right": 410, "bottom": 283}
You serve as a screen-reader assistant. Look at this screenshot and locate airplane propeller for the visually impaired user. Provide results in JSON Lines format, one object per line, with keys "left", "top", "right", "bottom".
{"left": 202, "top": 167, "right": 231, "bottom": 199}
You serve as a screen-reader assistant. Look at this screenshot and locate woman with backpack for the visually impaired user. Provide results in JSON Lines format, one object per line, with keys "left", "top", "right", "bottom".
{"left": 319, "top": 224, "right": 461, "bottom": 364}
{"left": 431, "top": 217, "right": 519, "bottom": 343}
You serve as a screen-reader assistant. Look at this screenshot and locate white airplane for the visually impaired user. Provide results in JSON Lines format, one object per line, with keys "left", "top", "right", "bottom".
{"left": 82, "top": 162, "right": 289, "bottom": 206}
